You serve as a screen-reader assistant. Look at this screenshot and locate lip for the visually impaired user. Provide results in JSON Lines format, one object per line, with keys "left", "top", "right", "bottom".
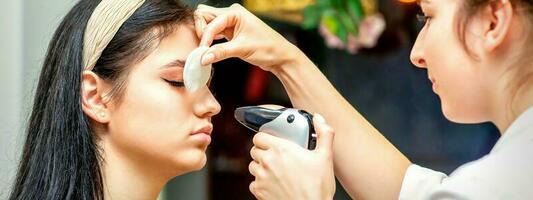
{"left": 428, "top": 73, "right": 436, "bottom": 84}
{"left": 191, "top": 124, "right": 213, "bottom": 136}
{"left": 428, "top": 74, "right": 435, "bottom": 83}
{"left": 427, "top": 74, "right": 438, "bottom": 91}
{"left": 429, "top": 78, "right": 437, "bottom": 91}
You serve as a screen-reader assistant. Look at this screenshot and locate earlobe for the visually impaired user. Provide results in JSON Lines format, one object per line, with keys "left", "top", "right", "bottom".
{"left": 81, "top": 70, "right": 111, "bottom": 123}
{"left": 484, "top": 0, "right": 513, "bottom": 52}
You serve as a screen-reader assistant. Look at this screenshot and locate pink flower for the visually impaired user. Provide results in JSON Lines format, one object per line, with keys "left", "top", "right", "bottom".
{"left": 319, "top": 24, "right": 345, "bottom": 49}
{"left": 318, "top": 13, "right": 386, "bottom": 54}
{"left": 358, "top": 14, "right": 386, "bottom": 48}
{"left": 347, "top": 35, "right": 361, "bottom": 54}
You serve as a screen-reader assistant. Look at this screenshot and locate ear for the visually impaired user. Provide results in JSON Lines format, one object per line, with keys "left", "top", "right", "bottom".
{"left": 81, "top": 70, "right": 112, "bottom": 123}
{"left": 482, "top": 0, "right": 513, "bottom": 52}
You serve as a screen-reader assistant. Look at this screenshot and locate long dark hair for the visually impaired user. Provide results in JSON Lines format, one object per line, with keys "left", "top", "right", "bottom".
{"left": 9, "top": 0, "right": 192, "bottom": 199}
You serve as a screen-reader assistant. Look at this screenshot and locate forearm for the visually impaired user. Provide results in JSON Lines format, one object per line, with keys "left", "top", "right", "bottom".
{"left": 272, "top": 46, "right": 412, "bottom": 199}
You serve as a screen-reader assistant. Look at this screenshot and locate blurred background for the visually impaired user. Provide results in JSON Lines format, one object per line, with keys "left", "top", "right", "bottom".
{"left": 0, "top": 0, "right": 499, "bottom": 199}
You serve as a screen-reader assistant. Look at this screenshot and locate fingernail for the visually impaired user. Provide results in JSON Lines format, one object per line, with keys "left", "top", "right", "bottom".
{"left": 202, "top": 53, "right": 214, "bottom": 65}
{"left": 314, "top": 113, "right": 326, "bottom": 124}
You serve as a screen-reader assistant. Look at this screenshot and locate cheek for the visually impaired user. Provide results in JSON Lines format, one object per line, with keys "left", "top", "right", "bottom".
{"left": 126, "top": 78, "right": 190, "bottom": 123}
{"left": 115, "top": 82, "right": 190, "bottom": 140}
{"left": 423, "top": 25, "right": 491, "bottom": 122}
{"left": 430, "top": 53, "right": 492, "bottom": 123}
{"left": 107, "top": 75, "right": 206, "bottom": 173}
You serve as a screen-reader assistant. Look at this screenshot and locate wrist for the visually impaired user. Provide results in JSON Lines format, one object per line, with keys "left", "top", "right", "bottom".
{"left": 302, "top": 188, "right": 334, "bottom": 200}
{"left": 271, "top": 43, "right": 312, "bottom": 80}
{"left": 298, "top": 179, "right": 335, "bottom": 200}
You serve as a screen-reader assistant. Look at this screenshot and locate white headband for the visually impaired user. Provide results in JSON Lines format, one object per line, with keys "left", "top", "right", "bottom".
{"left": 83, "top": 0, "right": 146, "bottom": 70}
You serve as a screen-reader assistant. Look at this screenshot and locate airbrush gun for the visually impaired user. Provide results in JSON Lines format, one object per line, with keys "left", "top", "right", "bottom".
{"left": 234, "top": 105, "right": 317, "bottom": 150}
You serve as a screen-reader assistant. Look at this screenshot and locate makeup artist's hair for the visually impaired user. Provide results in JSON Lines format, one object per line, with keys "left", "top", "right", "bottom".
{"left": 9, "top": 0, "right": 192, "bottom": 199}
{"left": 458, "top": 0, "right": 533, "bottom": 45}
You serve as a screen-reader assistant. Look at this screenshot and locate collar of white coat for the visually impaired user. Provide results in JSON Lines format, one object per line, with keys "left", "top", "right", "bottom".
{"left": 491, "top": 106, "right": 533, "bottom": 153}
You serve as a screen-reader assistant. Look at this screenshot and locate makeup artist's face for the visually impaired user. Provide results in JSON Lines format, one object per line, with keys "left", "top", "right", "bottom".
{"left": 106, "top": 24, "right": 221, "bottom": 176}
{"left": 410, "top": 0, "right": 495, "bottom": 123}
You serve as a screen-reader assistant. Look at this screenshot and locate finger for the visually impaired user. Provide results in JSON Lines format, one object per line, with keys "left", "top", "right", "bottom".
{"left": 199, "top": 13, "right": 238, "bottom": 47}
{"left": 249, "top": 180, "right": 267, "bottom": 200}
{"left": 214, "top": 34, "right": 226, "bottom": 40}
{"left": 196, "top": 4, "right": 244, "bottom": 24}
{"left": 193, "top": 12, "right": 208, "bottom": 39}
{"left": 195, "top": 14, "right": 233, "bottom": 42}
{"left": 193, "top": 8, "right": 219, "bottom": 38}
{"left": 250, "top": 145, "right": 279, "bottom": 171}
{"left": 201, "top": 40, "right": 244, "bottom": 65}
{"left": 194, "top": 13, "right": 207, "bottom": 38}
{"left": 313, "top": 113, "right": 335, "bottom": 155}
{"left": 248, "top": 160, "right": 261, "bottom": 177}
{"left": 249, "top": 181, "right": 259, "bottom": 197}
{"left": 194, "top": 9, "right": 218, "bottom": 24}
{"left": 196, "top": 4, "right": 225, "bottom": 16}
{"left": 252, "top": 132, "right": 289, "bottom": 150}
{"left": 250, "top": 146, "right": 268, "bottom": 162}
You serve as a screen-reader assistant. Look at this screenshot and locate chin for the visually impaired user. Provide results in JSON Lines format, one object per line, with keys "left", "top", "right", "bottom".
{"left": 189, "top": 154, "right": 207, "bottom": 171}
{"left": 172, "top": 150, "right": 208, "bottom": 174}
{"left": 441, "top": 103, "right": 486, "bottom": 124}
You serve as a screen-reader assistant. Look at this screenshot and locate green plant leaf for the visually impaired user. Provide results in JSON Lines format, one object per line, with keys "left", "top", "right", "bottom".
{"left": 302, "top": 4, "right": 321, "bottom": 29}
{"left": 347, "top": 0, "right": 364, "bottom": 23}
{"left": 316, "top": 0, "right": 331, "bottom": 8}
{"left": 321, "top": 9, "right": 339, "bottom": 35}
{"left": 330, "top": 0, "right": 344, "bottom": 9}
{"left": 338, "top": 9, "right": 358, "bottom": 35}
{"left": 337, "top": 21, "right": 348, "bottom": 43}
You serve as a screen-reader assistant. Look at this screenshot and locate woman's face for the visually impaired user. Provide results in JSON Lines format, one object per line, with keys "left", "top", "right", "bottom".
{"left": 410, "top": 0, "right": 495, "bottom": 123}
{"left": 105, "top": 24, "right": 221, "bottom": 176}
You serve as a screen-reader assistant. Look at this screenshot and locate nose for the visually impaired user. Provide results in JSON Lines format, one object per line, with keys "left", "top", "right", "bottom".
{"left": 410, "top": 33, "right": 427, "bottom": 69}
{"left": 193, "top": 86, "right": 221, "bottom": 118}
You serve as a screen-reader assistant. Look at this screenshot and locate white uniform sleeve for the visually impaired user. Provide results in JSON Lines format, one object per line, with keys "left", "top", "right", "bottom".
{"left": 399, "top": 164, "right": 447, "bottom": 200}
{"left": 399, "top": 164, "right": 521, "bottom": 200}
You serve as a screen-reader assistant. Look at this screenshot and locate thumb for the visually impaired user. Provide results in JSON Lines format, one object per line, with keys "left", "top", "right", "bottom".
{"left": 201, "top": 41, "right": 245, "bottom": 65}
{"left": 313, "top": 113, "right": 335, "bottom": 155}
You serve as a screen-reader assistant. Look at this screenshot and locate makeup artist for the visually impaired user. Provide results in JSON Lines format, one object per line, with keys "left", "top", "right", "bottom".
{"left": 194, "top": 2, "right": 533, "bottom": 199}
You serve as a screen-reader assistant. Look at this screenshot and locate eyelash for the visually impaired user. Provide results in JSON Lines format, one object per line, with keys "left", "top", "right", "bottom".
{"left": 163, "top": 78, "right": 184, "bottom": 87}
{"left": 162, "top": 70, "right": 214, "bottom": 89}
{"left": 416, "top": 14, "right": 432, "bottom": 24}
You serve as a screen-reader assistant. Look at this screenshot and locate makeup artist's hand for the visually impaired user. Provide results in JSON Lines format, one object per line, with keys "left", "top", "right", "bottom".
{"left": 248, "top": 114, "right": 336, "bottom": 200}
{"left": 194, "top": 3, "right": 305, "bottom": 73}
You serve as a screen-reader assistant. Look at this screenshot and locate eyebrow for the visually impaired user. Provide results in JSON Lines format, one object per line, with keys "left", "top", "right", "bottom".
{"left": 160, "top": 59, "right": 186, "bottom": 69}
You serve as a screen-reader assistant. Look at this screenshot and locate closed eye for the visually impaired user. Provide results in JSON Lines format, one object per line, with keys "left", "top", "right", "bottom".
{"left": 162, "top": 78, "right": 184, "bottom": 87}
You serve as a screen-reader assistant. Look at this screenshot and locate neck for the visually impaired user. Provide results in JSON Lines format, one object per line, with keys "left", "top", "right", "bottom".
{"left": 100, "top": 141, "right": 170, "bottom": 200}
{"left": 491, "top": 66, "right": 533, "bottom": 133}
{"left": 489, "top": 19, "right": 533, "bottom": 133}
